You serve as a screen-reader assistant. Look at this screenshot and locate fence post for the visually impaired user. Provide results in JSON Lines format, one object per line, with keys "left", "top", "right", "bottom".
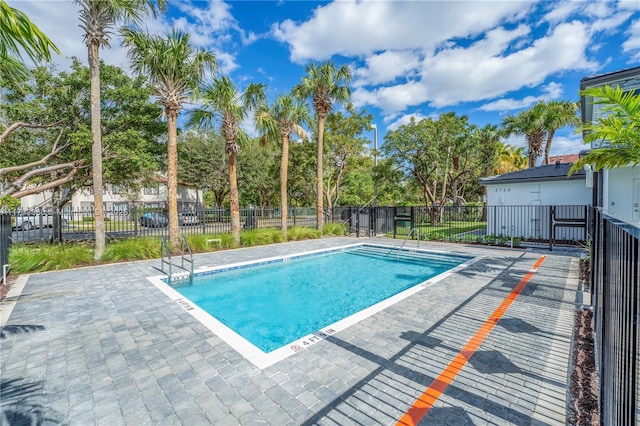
{"left": 0, "top": 214, "right": 11, "bottom": 282}
{"left": 410, "top": 206, "right": 415, "bottom": 239}
{"left": 549, "top": 206, "right": 554, "bottom": 251}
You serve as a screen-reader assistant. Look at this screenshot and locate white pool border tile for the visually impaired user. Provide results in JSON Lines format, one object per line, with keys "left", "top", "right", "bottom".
{"left": 147, "top": 243, "right": 479, "bottom": 369}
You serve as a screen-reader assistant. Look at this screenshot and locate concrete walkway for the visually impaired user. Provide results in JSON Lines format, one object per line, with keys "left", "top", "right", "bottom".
{"left": 0, "top": 237, "right": 579, "bottom": 425}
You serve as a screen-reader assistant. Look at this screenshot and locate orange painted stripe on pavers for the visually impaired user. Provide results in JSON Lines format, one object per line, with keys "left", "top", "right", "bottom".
{"left": 397, "top": 255, "right": 547, "bottom": 426}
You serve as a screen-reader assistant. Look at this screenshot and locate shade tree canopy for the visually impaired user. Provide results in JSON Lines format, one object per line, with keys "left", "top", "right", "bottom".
{"left": 0, "top": 60, "right": 165, "bottom": 207}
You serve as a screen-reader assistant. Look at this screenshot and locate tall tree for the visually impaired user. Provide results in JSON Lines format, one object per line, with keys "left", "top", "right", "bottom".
{"left": 188, "top": 75, "right": 266, "bottom": 246}
{"left": 177, "top": 130, "right": 228, "bottom": 207}
{"left": 255, "top": 94, "right": 309, "bottom": 235}
{"left": 542, "top": 100, "right": 580, "bottom": 165}
{"left": 0, "top": 0, "right": 59, "bottom": 85}
{"left": 0, "top": 60, "right": 164, "bottom": 202}
{"left": 293, "top": 61, "right": 351, "bottom": 232}
{"left": 76, "top": 0, "right": 164, "bottom": 259}
{"left": 570, "top": 86, "right": 640, "bottom": 174}
{"left": 383, "top": 113, "right": 476, "bottom": 223}
{"left": 122, "top": 28, "right": 216, "bottom": 249}
{"left": 501, "top": 102, "right": 546, "bottom": 168}
{"left": 237, "top": 137, "right": 279, "bottom": 210}
{"left": 322, "top": 105, "right": 373, "bottom": 213}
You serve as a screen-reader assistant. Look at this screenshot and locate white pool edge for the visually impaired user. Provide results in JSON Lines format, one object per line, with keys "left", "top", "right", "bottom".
{"left": 147, "top": 243, "right": 480, "bottom": 369}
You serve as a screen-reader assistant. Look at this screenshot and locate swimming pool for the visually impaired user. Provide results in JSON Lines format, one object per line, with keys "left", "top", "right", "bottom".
{"left": 148, "top": 243, "right": 474, "bottom": 368}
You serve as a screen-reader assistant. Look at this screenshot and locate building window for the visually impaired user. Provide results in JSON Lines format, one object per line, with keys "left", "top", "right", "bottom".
{"left": 114, "top": 203, "right": 129, "bottom": 215}
{"left": 144, "top": 185, "right": 159, "bottom": 195}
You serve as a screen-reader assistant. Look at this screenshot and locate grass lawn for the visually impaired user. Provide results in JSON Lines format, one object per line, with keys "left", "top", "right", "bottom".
{"left": 396, "top": 221, "right": 487, "bottom": 239}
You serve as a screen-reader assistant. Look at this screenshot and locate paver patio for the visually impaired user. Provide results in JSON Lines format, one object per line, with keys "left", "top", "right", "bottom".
{"left": 0, "top": 237, "right": 579, "bottom": 425}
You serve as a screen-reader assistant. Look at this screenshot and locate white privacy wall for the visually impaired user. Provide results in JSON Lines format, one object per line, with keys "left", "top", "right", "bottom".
{"left": 603, "top": 166, "right": 640, "bottom": 221}
{"left": 485, "top": 180, "right": 591, "bottom": 206}
{"left": 485, "top": 179, "right": 591, "bottom": 240}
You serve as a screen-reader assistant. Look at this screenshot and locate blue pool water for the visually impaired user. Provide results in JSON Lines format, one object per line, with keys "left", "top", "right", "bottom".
{"left": 174, "top": 245, "right": 469, "bottom": 353}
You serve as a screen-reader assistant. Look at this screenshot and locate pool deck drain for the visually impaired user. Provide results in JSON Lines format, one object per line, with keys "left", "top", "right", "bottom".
{"left": 0, "top": 237, "right": 579, "bottom": 425}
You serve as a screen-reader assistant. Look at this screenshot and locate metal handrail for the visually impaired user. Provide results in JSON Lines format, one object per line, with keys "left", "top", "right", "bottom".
{"left": 180, "top": 235, "right": 194, "bottom": 278}
{"left": 161, "top": 236, "right": 173, "bottom": 283}
{"left": 161, "top": 235, "right": 193, "bottom": 284}
{"left": 398, "top": 227, "right": 419, "bottom": 251}
{"left": 340, "top": 196, "right": 377, "bottom": 227}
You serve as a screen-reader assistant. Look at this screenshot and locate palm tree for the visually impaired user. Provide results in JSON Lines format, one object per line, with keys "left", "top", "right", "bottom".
{"left": 501, "top": 102, "right": 546, "bottom": 168}
{"left": 476, "top": 124, "right": 501, "bottom": 176}
{"left": 122, "top": 28, "right": 216, "bottom": 249}
{"left": 0, "top": 0, "right": 59, "bottom": 85}
{"left": 542, "top": 100, "right": 580, "bottom": 165}
{"left": 496, "top": 143, "right": 528, "bottom": 174}
{"left": 188, "top": 76, "right": 266, "bottom": 246}
{"left": 293, "top": 61, "right": 351, "bottom": 232}
{"left": 255, "top": 94, "right": 310, "bottom": 236}
{"left": 570, "top": 86, "right": 640, "bottom": 174}
{"left": 76, "top": 0, "right": 164, "bottom": 259}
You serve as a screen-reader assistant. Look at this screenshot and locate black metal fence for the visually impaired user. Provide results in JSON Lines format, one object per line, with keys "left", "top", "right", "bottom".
{"left": 4, "top": 204, "right": 589, "bottom": 248}
{"left": 364, "top": 205, "right": 588, "bottom": 248}
{"left": 591, "top": 208, "right": 640, "bottom": 425}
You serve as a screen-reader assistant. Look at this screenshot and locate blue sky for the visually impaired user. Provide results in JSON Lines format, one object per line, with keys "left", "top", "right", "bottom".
{"left": 9, "top": 0, "right": 640, "bottom": 157}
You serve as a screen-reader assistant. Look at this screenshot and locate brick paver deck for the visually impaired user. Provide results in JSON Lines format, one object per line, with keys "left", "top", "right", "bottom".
{"left": 0, "top": 237, "right": 579, "bottom": 425}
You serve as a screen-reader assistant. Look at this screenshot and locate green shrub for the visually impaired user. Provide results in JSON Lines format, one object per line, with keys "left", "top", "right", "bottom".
{"left": 287, "top": 226, "right": 321, "bottom": 241}
{"left": 191, "top": 233, "right": 234, "bottom": 250}
{"left": 240, "top": 228, "right": 285, "bottom": 246}
{"left": 322, "top": 223, "right": 347, "bottom": 236}
{"left": 83, "top": 216, "right": 94, "bottom": 222}
{"left": 101, "top": 238, "right": 161, "bottom": 262}
{"left": 10, "top": 243, "right": 94, "bottom": 273}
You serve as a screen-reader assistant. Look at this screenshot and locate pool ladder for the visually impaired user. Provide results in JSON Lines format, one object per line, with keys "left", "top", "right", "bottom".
{"left": 161, "top": 235, "right": 194, "bottom": 284}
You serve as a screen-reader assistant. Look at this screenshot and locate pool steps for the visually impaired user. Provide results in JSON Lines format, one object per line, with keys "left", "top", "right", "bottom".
{"left": 353, "top": 246, "right": 466, "bottom": 267}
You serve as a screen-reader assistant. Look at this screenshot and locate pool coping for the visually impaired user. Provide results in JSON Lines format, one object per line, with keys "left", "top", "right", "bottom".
{"left": 147, "top": 242, "right": 480, "bottom": 368}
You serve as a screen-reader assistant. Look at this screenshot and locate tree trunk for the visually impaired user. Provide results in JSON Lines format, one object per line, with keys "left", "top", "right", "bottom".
{"left": 544, "top": 130, "right": 556, "bottom": 165}
{"left": 89, "top": 41, "right": 105, "bottom": 260}
{"left": 167, "top": 111, "right": 180, "bottom": 250}
{"left": 229, "top": 151, "right": 241, "bottom": 246}
{"left": 316, "top": 114, "right": 325, "bottom": 232}
{"left": 528, "top": 151, "right": 537, "bottom": 169}
{"left": 280, "top": 134, "right": 290, "bottom": 237}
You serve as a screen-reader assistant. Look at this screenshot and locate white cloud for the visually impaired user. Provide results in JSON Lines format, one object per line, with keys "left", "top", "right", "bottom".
{"left": 353, "top": 81, "right": 429, "bottom": 115}
{"left": 478, "top": 82, "right": 564, "bottom": 112}
{"left": 542, "top": 1, "right": 581, "bottom": 24}
{"left": 353, "top": 50, "right": 421, "bottom": 87}
{"left": 618, "top": 0, "right": 640, "bottom": 12}
{"left": 588, "top": 12, "right": 633, "bottom": 33}
{"left": 423, "top": 21, "right": 595, "bottom": 108}
{"left": 623, "top": 19, "right": 640, "bottom": 52}
{"left": 6, "top": 0, "right": 247, "bottom": 75}
{"left": 479, "top": 96, "right": 540, "bottom": 112}
{"left": 385, "top": 113, "right": 433, "bottom": 132}
{"left": 584, "top": 1, "right": 614, "bottom": 18}
{"left": 272, "top": 0, "right": 534, "bottom": 62}
{"left": 549, "top": 134, "right": 585, "bottom": 156}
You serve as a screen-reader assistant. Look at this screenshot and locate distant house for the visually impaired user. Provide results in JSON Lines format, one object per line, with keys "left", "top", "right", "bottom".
{"left": 479, "top": 162, "right": 590, "bottom": 240}
{"left": 541, "top": 153, "right": 580, "bottom": 165}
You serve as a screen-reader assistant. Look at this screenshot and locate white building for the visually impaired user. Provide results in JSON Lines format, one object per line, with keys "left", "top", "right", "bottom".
{"left": 479, "top": 163, "right": 591, "bottom": 241}
{"left": 580, "top": 66, "right": 640, "bottom": 225}
{"left": 18, "top": 177, "right": 203, "bottom": 216}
